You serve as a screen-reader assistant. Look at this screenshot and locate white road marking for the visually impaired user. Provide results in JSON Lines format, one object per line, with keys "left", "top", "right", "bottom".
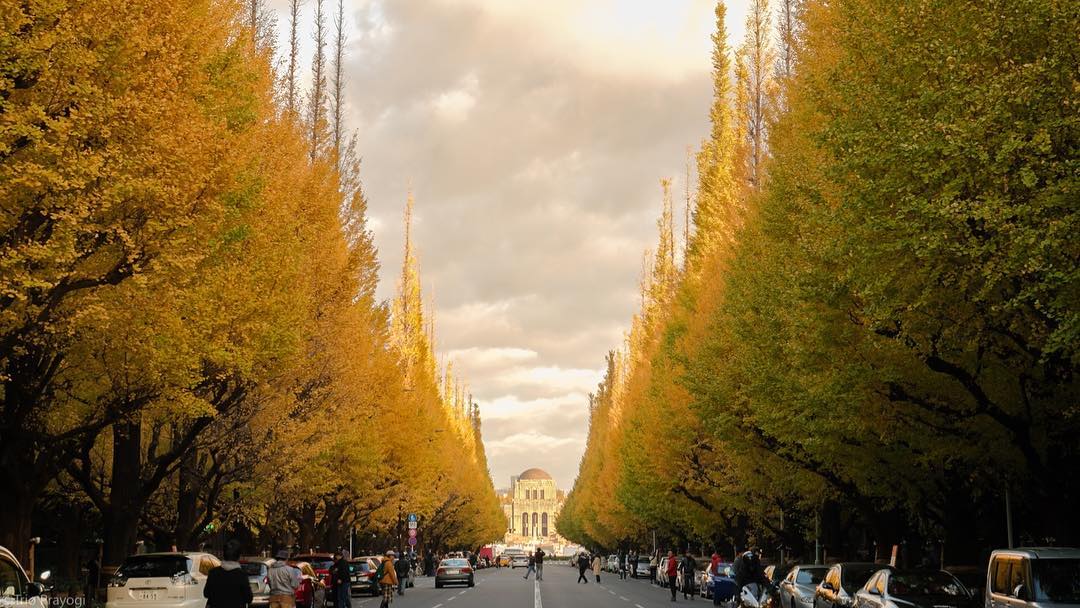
{"left": 447, "top": 597, "right": 456, "bottom": 602}
{"left": 609, "top": 589, "right": 616, "bottom": 595}
{"left": 620, "top": 597, "right": 629, "bottom": 601}
{"left": 534, "top": 577, "right": 542, "bottom": 608}
{"left": 458, "top": 590, "right": 466, "bottom": 595}
{"left": 433, "top": 604, "right": 443, "bottom": 608}
{"left": 636, "top": 604, "right": 646, "bottom": 608}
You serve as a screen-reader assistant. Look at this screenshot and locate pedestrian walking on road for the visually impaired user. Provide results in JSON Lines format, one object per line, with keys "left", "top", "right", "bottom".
{"left": 268, "top": 550, "right": 301, "bottom": 608}
{"left": 376, "top": 552, "right": 399, "bottom": 608}
{"left": 204, "top": 540, "right": 253, "bottom": 608}
{"left": 332, "top": 551, "right": 352, "bottom": 608}
{"left": 650, "top": 552, "right": 659, "bottom": 584}
{"left": 680, "top": 552, "right": 697, "bottom": 600}
{"left": 576, "top": 552, "right": 590, "bottom": 584}
{"left": 592, "top": 554, "right": 602, "bottom": 583}
{"left": 666, "top": 550, "right": 679, "bottom": 601}
{"left": 394, "top": 552, "right": 410, "bottom": 596}
{"left": 523, "top": 553, "right": 536, "bottom": 580}
{"left": 534, "top": 548, "right": 546, "bottom": 581}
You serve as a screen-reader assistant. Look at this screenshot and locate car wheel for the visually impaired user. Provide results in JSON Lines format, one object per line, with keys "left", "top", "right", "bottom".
{"left": 435, "top": 582, "right": 442, "bottom": 589}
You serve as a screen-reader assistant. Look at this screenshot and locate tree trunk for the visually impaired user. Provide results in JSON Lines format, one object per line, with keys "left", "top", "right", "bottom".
{"left": 174, "top": 450, "right": 200, "bottom": 550}
{"left": 104, "top": 420, "right": 143, "bottom": 565}
{"left": 0, "top": 481, "right": 36, "bottom": 564}
{"left": 298, "top": 503, "right": 317, "bottom": 552}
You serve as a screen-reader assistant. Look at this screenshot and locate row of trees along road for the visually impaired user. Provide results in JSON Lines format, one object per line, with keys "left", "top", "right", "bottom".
{"left": 0, "top": 0, "right": 504, "bottom": 573}
{"left": 557, "top": 0, "right": 1079, "bottom": 566}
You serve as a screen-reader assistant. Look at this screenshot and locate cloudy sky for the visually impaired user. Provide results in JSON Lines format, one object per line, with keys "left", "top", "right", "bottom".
{"left": 268, "top": 0, "right": 752, "bottom": 491}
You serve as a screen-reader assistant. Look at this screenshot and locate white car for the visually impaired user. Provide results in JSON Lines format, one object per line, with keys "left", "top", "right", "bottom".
{"left": 106, "top": 552, "right": 221, "bottom": 608}
{"left": 510, "top": 555, "right": 529, "bottom": 569}
{"left": 0, "top": 545, "right": 48, "bottom": 608}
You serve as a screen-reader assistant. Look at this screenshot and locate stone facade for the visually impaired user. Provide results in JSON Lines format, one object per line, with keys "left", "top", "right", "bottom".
{"left": 501, "top": 468, "right": 565, "bottom": 544}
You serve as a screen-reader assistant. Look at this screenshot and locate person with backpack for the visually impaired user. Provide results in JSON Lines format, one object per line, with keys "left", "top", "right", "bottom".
{"left": 376, "top": 552, "right": 398, "bottom": 608}
{"left": 204, "top": 540, "right": 253, "bottom": 608}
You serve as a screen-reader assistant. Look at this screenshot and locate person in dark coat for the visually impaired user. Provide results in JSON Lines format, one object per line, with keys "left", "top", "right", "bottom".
{"left": 680, "top": 552, "right": 697, "bottom": 599}
{"left": 394, "top": 553, "right": 410, "bottom": 596}
{"left": 204, "top": 540, "right": 253, "bottom": 608}
{"left": 576, "top": 552, "right": 590, "bottom": 584}
{"left": 331, "top": 552, "right": 352, "bottom": 608}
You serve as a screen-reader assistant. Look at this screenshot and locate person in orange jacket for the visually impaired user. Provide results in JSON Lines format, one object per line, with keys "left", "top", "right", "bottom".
{"left": 377, "top": 551, "right": 399, "bottom": 608}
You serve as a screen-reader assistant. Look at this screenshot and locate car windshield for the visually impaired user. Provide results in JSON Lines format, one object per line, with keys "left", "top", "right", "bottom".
{"left": 1033, "top": 559, "right": 1080, "bottom": 603}
{"left": 798, "top": 568, "right": 827, "bottom": 585}
{"left": 888, "top": 572, "right": 968, "bottom": 597}
{"left": 842, "top": 566, "right": 883, "bottom": 593}
{"left": 441, "top": 559, "right": 469, "bottom": 568}
{"left": 240, "top": 563, "right": 266, "bottom": 577}
{"left": 118, "top": 556, "right": 192, "bottom": 578}
{"left": 305, "top": 559, "right": 334, "bottom": 570}
{"left": 714, "top": 564, "right": 735, "bottom": 577}
{"left": 349, "top": 562, "right": 371, "bottom": 573}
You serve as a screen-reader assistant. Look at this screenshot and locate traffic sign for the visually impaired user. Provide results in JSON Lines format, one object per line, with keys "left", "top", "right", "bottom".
{"left": 407, "top": 537, "right": 417, "bottom": 547}
{"left": 407, "top": 520, "right": 417, "bottom": 529}
{"left": 408, "top": 529, "right": 417, "bottom": 538}
{"left": 407, "top": 513, "right": 417, "bottom": 523}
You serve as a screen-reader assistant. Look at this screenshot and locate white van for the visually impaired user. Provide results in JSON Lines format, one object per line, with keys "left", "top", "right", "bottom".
{"left": 986, "top": 548, "right": 1080, "bottom": 608}
{"left": 106, "top": 552, "right": 221, "bottom": 608}
{"left": 0, "top": 545, "right": 47, "bottom": 608}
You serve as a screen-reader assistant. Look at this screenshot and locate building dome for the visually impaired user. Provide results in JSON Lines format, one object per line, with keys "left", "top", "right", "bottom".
{"left": 518, "top": 467, "right": 553, "bottom": 480}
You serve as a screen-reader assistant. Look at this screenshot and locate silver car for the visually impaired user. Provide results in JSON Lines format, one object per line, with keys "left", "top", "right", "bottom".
{"left": 240, "top": 558, "right": 274, "bottom": 607}
{"left": 781, "top": 565, "right": 829, "bottom": 608}
{"left": 434, "top": 559, "right": 474, "bottom": 589}
{"left": 986, "top": 548, "right": 1080, "bottom": 608}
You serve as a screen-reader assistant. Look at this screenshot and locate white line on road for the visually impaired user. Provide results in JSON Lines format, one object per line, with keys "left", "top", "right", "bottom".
{"left": 534, "top": 577, "right": 542, "bottom": 608}
{"left": 620, "top": 596, "right": 629, "bottom": 601}
{"left": 447, "top": 597, "right": 456, "bottom": 602}
{"left": 433, "top": 604, "right": 443, "bottom": 608}
{"left": 458, "top": 591, "right": 466, "bottom": 595}
{"left": 636, "top": 604, "right": 645, "bottom": 608}
{"left": 609, "top": 589, "right": 616, "bottom": 595}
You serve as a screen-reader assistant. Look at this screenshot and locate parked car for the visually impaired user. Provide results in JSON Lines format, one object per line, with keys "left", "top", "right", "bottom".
{"left": 497, "top": 554, "right": 512, "bottom": 568}
{"left": 677, "top": 557, "right": 712, "bottom": 595}
{"left": 348, "top": 558, "right": 379, "bottom": 597}
{"left": 658, "top": 557, "right": 671, "bottom": 587}
{"left": 434, "top": 559, "right": 474, "bottom": 589}
{"left": 780, "top": 565, "right": 829, "bottom": 608}
{"left": 632, "top": 556, "right": 650, "bottom": 579}
{"left": 239, "top": 558, "right": 274, "bottom": 607}
{"left": 292, "top": 555, "right": 334, "bottom": 593}
{"left": 607, "top": 555, "right": 619, "bottom": 573}
{"left": 815, "top": 563, "right": 894, "bottom": 608}
{"left": 0, "top": 544, "right": 48, "bottom": 608}
{"left": 106, "top": 552, "right": 220, "bottom": 608}
{"left": 701, "top": 562, "right": 737, "bottom": 600}
{"left": 291, "top": 561, "right": 326, "bottom": 608}
{"left": 986, "top": 547, "right": 1080, "bottom": 608}
{"left": 855, "top": 569, "right": 974, "bottom": 608}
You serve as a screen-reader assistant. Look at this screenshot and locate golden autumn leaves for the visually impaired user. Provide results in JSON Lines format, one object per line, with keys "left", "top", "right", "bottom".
{"left": 0, "top": 0, "right": 502, "bottom": 561}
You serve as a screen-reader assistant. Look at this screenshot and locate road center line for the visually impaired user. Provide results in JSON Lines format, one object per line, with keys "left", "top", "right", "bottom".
{"left": 534, "top": 577, "right": 542, "bottom": 608}
{"left": 636, "top": 604, "right": 646, "bottom": 608}
{"left": 433, "top": 604, "right": 443, "bottom": 608}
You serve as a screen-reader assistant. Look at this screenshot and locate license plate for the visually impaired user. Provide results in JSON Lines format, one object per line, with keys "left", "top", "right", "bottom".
{"left": 136, "top": 591, "right": 159, "bottom": 601}
{"left": 445, "top": 569, "right": 459, "bottom": 575}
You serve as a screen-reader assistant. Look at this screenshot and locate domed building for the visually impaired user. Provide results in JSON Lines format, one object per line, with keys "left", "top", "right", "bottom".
{"left": 500, "top": 467, "right": 566, "bottom": 545}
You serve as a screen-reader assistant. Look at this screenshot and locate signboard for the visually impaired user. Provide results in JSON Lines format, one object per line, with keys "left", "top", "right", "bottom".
{"left": 408, "top": 521, "right": 417, "bottom": 529}
{"left": 407, "top": 537, "right": 417, "bottom": 547}
{"left": 408, "top": 529, "right": 417, "bottom": 538}
{"left": 407, "top": 513, "right": 417, "bottom": 523}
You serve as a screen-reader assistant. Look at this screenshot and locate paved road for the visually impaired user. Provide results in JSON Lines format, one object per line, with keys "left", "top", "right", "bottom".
{"left": 348, "top": 563, "right": 702, "bottom": 608}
